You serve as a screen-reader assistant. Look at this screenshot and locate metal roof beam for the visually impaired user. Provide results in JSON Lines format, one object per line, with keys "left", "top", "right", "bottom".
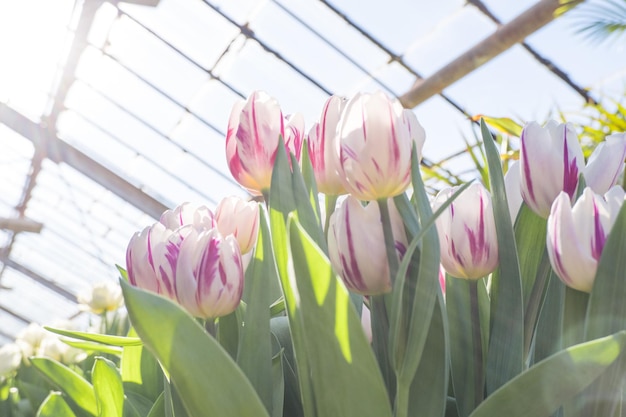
{"left": 0, "top": 103, "right": 168, "bottom": 219}
{"left": 2, "top": 258, "right": 78, "bottom": 303}
{"left": 399, "top": 0, "right": 584, "bottom": 108}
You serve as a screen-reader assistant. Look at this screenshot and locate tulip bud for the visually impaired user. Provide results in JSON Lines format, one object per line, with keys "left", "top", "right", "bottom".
{"left": 504, "top": 160, "right": 523, "bottom": 224}
{"left": 519, "top": 121, "right": 585, "bottom": 218}
{"left": 226, "top": 91, "right": 306, "bottom": 194}
{"left": 432, "top": 183, "right": 499, "bottom": 279}
{"left": 175, "top": 227, "right": 244, "bottom": 319}
{"left": 337, "top": 92, "right": 425, "bottom": 201}
{"left": 78, "top": 281, "right": 123, "bottom": 314}
{"left": 215, "top": 196, "right": 260, "bottom": 254}
{"left": 126, "top": 222, "right": 180, "bottom": 300}
{"left": 159, "top": 202, "right": 215, "bottom": 230}
{"left": 328, "top": 196, "right": 407, "bottom": 295}
{"left": 546, "top": 187, "right": 625, "bottom": 293}
{"left": 0, "top": 343, "right": 22, "bottom": 377}
{"left": 307, "top": 95, "right": 348, "bottom": 195}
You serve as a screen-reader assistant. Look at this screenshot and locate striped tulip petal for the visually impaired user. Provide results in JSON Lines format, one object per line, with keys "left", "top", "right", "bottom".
{"left": 583, "top": 132, "right": 626, "bottom": 195}
{"left": 327, "top": 196, "right": 407, "bottom": 295}
{"left": 547, "top": 187, "right": 625, "bottom": 293}
{"left": 432, "top": 183, "right": 498, "bottom": 280}
{"left": 519, "top": 121, "right": 584, "bottom": 218}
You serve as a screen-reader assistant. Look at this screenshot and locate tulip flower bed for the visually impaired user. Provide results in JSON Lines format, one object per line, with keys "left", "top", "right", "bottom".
{"left": 2, "top": 91, "right": 626, "bottom": 417}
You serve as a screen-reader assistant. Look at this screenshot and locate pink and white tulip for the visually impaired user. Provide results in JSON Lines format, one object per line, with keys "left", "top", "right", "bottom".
{"left": 336, "top": 92, "right": 425, "bottom": 201}
{"left": 328, "top": 196, "right": 407, "bottom": 295}
{"left": 226, "top": 91, "right": 305, "bottom": 194}
{"left": 582, "top": 133, "right": 626, "bottom": 195}
{"left": 126, "top": 222, "right": 180, "bottom": 300}
{"left": 432, "top": 183, "right": 499, "bottom": 280}
{"left": 308, "top": 95, "right": 348, "bottom": 195}
{"left": 215, "top": 196, "right": 260, "bottom": 254}
{"left": 519, "top": 121, "right": 584, "bottom": 218}
{"left": 159, "top": 202, "right": 215, "bottom": 230}
{"left": 174, "top": 227, "right": 244, "bottom": 319}
{"left": 546, "top": 186, "right": 625, "bottom": 293}
{"left": 519, "top": 122, "right": 626, "bottom": 218}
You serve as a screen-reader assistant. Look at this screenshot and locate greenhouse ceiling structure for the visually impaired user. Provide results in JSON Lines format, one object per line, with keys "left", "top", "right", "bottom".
{"left": 0, "top": 0, "right": 625, "bottom": 344}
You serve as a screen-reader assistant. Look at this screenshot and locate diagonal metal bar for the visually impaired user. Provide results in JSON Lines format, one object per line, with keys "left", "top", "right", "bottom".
{"left": 399, "top": 0, "right": 585, "bottom": 108}
{"left": 467, "top": 0, "right": 596, "bottom": 104}
{"left": 0, "top": 103, "right": 168, "bottom": 219}
{"left": 1, "top": 258, "right": 77, "bottom": 303}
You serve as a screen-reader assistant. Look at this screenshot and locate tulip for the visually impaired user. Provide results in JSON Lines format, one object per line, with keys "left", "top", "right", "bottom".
{"left": 175, "top": 227, "right": 244, "bottom": 319}
{"left": 159, "top": 202, "right": 215, "bottom": 230}
{"left": 78, "top": 281, "right": 123, "bottom": 314}
{"left": 546, "top": 186, "right": 625, "bottom": 293}
{"left": 519, "top": 121, "right": 584, "bottom": 218}
{"left": 215, "top": 196, "right": 260, "bottom": 254}
{"left": 504, "top": 160, "right": 523, "bottom": 224}
{"left": 126, "top": 222, "right": 180, "bottom": 300}
{"left": 336, "top": 92, "right": 425, "bottom": 201}
{"left": 582, "top": 132, "right": 626, "bottom": 195}
{"left": 328, "top": 196, "right": 407, "bottom": 295}
{"left": 226, "top": 91, "right": 305, "bottom": 194}
{"left": 0, "top": 343, "right": 22, "bottom": 377}
{"left": 307, "top": 95, "right": 348, "bottom": 195}
{"left": 432, "top": 183, "right": 499, "bottom": 279}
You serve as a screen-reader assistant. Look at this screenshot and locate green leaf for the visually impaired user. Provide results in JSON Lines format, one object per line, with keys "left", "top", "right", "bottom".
{"left": 217, "top": 305, "right": 243, "bottom": 360}
{"left": 30, "top": 357, "right": 97, "bottom": 416}
{"left": 44, "top": 327, "right": 142, "bottom": 347}
{"left": 407, "top": 291, "right": 449, "bottom": 417}
{"left": 469, "top": 331, "right": 626, "bottom": 417}
{"left": 270, "top": 342, "right": 285, "bottom": 417}
{"left": 270, "top": 317, "right": 303, "bottom": 417}
{"left": 60, "top": 340, "right": 123, "bottom": 356}
{"left": 36, "top": 393, "right": 77, "bottom": 417}
{"left": 121, "top": 328, "right": 163, "bottom": 403}
{"left": 120, "top": 280, "right": 270, "bottom": 417}
{"left": 237, "top": 208, "right": 276, "bottom": 414}
{"left": 532, "top": 273, "right": 565, "bottom": 364}
{"left": 92, "top": 357, "right": 124, "bottom": 417}
{"left": 446, "top": 277, "right": 489, "bottom": 417}
{"left": 481, "top": 119, "right": 524, "bottom": 394}
{"left": 285, "top": 215, "right": 393, "bottom": 417}
{"left": 145, "top": 393, "right": 165, "bottom": 417}
{"left": 476, "top": 115, "right": 523, "bottom": 137}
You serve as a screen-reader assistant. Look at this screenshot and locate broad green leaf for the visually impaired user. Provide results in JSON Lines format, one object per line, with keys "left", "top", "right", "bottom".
{"left": 125, "top": 392, "right": 154, "bottom": 417}
{"left": 533, "top": 273, "right": 565, "bottom": 364}
{"left": 217, "top": 304, "right": 243, "bottom": 359}
{"left": 121, "top": 328, "right": 163, "bottom": 403}
{"left": 300, "top": 140, "right": 322, "bottom": 231}
{"left": 390, "top": 146, "right": 444, "bottom": 417}
{"left": 44, "top": 327, "right": 142, "bottom": 347}
{"left": 271, "top": 341, "right": 285, "bottom": 417}
{"left": 285, "top": 216, "right": 393, "bottom": 417}
{"left": 269, "top": 135, "right": 315, "bottom": 417}
{"left": 446, "top": 277, "right": 489, "bottom": 417}
{"left": 481, "top": 119, "right": 524, "bottom": 393}
{"left": 120, "top": 280, "right": 270, "bottom": 417}
{"left": 61, "top": 340, "right": 123, "bottom": 355}
{"left": 271, "top": 317, "right": 303, "bottom": 417}
{"left": 407, "top": 291, "right": 449, "bottom": 417}
{"left": 237, "top": 208, "right": 276, "bottom": 414}
{"left": 31, "top": 357, "right": 97, "bottom": 416}
{"left": 469, "top": 331, "right": 626, "bottom": 417}
{"left": 92, "top": 357, "right": 124, "bottom": 417}
{"left": 146, "top": 393, "right": 165, "bottom": 417}
{"left": 117, "top": 265, "right": 129, "bottom": 282}
{"left": 37, "top": 392, "right": 77, "bottom": 417}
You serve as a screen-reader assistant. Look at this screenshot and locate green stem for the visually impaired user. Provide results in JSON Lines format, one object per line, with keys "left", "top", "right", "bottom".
{"left": 371, "top": 295, "right": 396, "bottom": 400}
{"left": 377, "top": 198, "right": 400, "bottom": 285}
{"left": 470, "top": 281, "right": 484, "bottom": 408}
{"left": 324, "top": 194, "right": 339, "bottom": 241}
{"left": 393, "top": 378, "right": 410, "bottom": 417}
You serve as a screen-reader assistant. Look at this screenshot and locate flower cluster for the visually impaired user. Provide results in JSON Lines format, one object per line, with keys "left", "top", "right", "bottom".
{"left": 126, "top": 198, "right": 258, "bottom": 319}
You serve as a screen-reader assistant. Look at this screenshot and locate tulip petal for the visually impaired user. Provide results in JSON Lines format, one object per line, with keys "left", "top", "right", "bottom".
{"left": 583, "top": 133, "right": 626, "bottom": 195}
